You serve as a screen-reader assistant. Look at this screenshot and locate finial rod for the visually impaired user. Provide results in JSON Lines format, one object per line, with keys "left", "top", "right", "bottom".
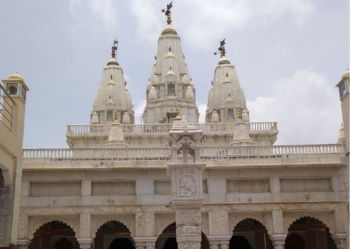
{"left": 214, "top": 39, "right": 226, "bottom": 58}
{"left": 162, "top": 2, "right": 173, "bottom": 25}
{"left": 111, "top": 39, "right": 118, "bottom": 59}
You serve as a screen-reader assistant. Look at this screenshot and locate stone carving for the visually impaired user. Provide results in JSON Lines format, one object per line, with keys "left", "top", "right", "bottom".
{"left": 178, "top": 241, "right": 201, "bottom": 249}
{"left": 178, "top": 169, "right": 196, "bottom": 197}
{"left": 176, "top": 209, "right": 201, "bottom": 225}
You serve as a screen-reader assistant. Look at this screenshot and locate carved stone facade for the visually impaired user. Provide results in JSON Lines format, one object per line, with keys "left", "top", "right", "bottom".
{"left": 9, "top": 11, "right": 349, "bottom": 249}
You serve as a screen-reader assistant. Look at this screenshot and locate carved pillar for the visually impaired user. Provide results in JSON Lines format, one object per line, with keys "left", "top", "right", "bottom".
{"left": 17, "top": 239, "right": 29, "bottom": 249}
{"left": 270, "top": 234, "right": 286, "bottom": 249}
{"left": 78, "top": 238, "right": 92, "bottom": 249}
{"left": 168, "top": 119, "right": 205, "bottom": 249}
{"left": 208, "top": 240, "right": 219, "bottom": 249}
{"left": 332, "top": 234, "right": 347, "bottom": 249}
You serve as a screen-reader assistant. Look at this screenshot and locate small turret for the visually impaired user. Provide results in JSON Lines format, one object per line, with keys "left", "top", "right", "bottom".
{"left": 206, "top": 40, "right": 248, "bottom": 123}
{"left": 336, "top": 69, "right": 350, "bottom": 151}
{"left": 92, "top": 41, "right": 135, "bottom": 124}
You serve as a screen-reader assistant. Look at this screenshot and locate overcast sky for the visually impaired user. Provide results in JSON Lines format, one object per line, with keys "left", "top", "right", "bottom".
{"left": 0, "top": 0, "right": 348, "bottom": 148}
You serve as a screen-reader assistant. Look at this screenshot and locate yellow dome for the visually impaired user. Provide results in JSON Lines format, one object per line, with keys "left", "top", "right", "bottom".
{"left": 8, "top": 73, "right": 23, "bottom": 81}
{"left": 107, "top": 58, "right": 119, "bottom": 66}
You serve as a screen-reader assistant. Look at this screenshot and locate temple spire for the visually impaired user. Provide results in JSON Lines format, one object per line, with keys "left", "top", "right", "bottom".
{"left": 162, "top": 2, "right": 173, "bottom": 25}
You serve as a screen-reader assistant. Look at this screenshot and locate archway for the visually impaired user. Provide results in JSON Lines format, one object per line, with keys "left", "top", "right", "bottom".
{"left": 94, "top": 220, "right": 134, "bottom": 249}
{"left": 230, "top": 218, "right": 273, "bottom": 249}
{"left": 29, "top": 221, "right": 79, "bottom": 249}
{"left": 156, "top": 223, "right": 209, "bottom": 249}
{"left": 285, "top": 217, "right": 337, "bottom": 249}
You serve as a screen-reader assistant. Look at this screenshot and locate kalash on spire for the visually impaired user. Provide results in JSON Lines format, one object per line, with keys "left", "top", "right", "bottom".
{"left": 91, "top": 40, "right": 135, "bottom": 125}
{"left": 142, "top": 2, "right": 199, "bottom": 124}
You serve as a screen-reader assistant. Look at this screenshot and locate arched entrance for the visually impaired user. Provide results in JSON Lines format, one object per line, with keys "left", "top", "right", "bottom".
{"left": 29, "top": 221, "right": 79, "bottom": 249}
{"left": 285, "top": 217, "right": 337, "bottom": 249}
{"left": 230, "top": 218, "right": 273, "bottom": 249}
{"left": 94, "top": 220, "right": 134, "bottom": 249}
{"left": 156, "top": 223, "right": 209, "bottom": 249}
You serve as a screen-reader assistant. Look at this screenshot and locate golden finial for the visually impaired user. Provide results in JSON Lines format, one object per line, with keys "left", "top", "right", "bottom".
{"left": 162, "top": 2, "right": 173, "bottom": 25}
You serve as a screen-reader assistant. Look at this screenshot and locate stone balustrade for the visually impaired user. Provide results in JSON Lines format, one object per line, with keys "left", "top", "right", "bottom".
{"left": 23, "top": 144, "right": 345, "bottom": 164}
{"left": 66, "top": 122, "right": 278, "bottom": 137}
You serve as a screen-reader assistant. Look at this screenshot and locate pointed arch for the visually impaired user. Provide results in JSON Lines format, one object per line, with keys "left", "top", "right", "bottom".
{"left": 29, "top": 218, "right": 79, "bottom": 241}
{"left": 284, "top": 214, "right": 335, "bottom": 234}
{"left": 231, "top": 216, "right": 272, "bottom": 236}
{"left": 91, "top": 215, "right": 135, "bottom": 237}
{"left": 230, "top": 218, "right": 273, "bottom": 249}
{"left": 93, "top": 220, "right": 135, "bottom": 249}
{"left": 285, "top": 216, "right": 337, "bottom": 249}
{"left": 29, "top": 220, "right": 79, "bottom": 249}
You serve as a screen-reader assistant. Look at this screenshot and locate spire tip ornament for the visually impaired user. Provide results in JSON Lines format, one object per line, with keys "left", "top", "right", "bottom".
{"left": 214, "top": 39, "right": 226, "bottom": 58}
{"left": 162, "top": 2, "right": 173, "bottom": 25}
{"left": 111, "top": 39, "right": 118, "bottom": 59}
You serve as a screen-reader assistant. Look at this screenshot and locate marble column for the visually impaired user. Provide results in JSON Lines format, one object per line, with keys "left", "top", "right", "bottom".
{"left": 270, "top": 234, "right": 286, "bottom": 249}
{"left": 78, "top": 238, "right": 92, "bottom": 249}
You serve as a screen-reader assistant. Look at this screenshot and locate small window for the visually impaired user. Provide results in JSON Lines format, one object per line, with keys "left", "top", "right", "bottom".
{"left": 228, "top": 108, "right": 234, "bottom": 120}
{"left": 106, "top": 110, "right": 113, "bottom": 121}
{"left": 167, "top": 83, "right": 175, "bottom": 96}
{"left": 8, "top": 86, "right": 17, "bottom": 95}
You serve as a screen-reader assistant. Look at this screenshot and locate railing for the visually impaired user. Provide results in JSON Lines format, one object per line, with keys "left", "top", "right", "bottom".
{"left": 23, "top": 144, "right": 344, "bottom": 163}
{"left": 23, "top": 147, "right": 170, "bottom": 161}
{"left": 0, "top": 83, "right": 15, "bottom": 131}
{"left": 201, "top": 144, "right": 345, "bottom": 160}
{"left": 66, "top": 122, "right": 278, "bottom": 136}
